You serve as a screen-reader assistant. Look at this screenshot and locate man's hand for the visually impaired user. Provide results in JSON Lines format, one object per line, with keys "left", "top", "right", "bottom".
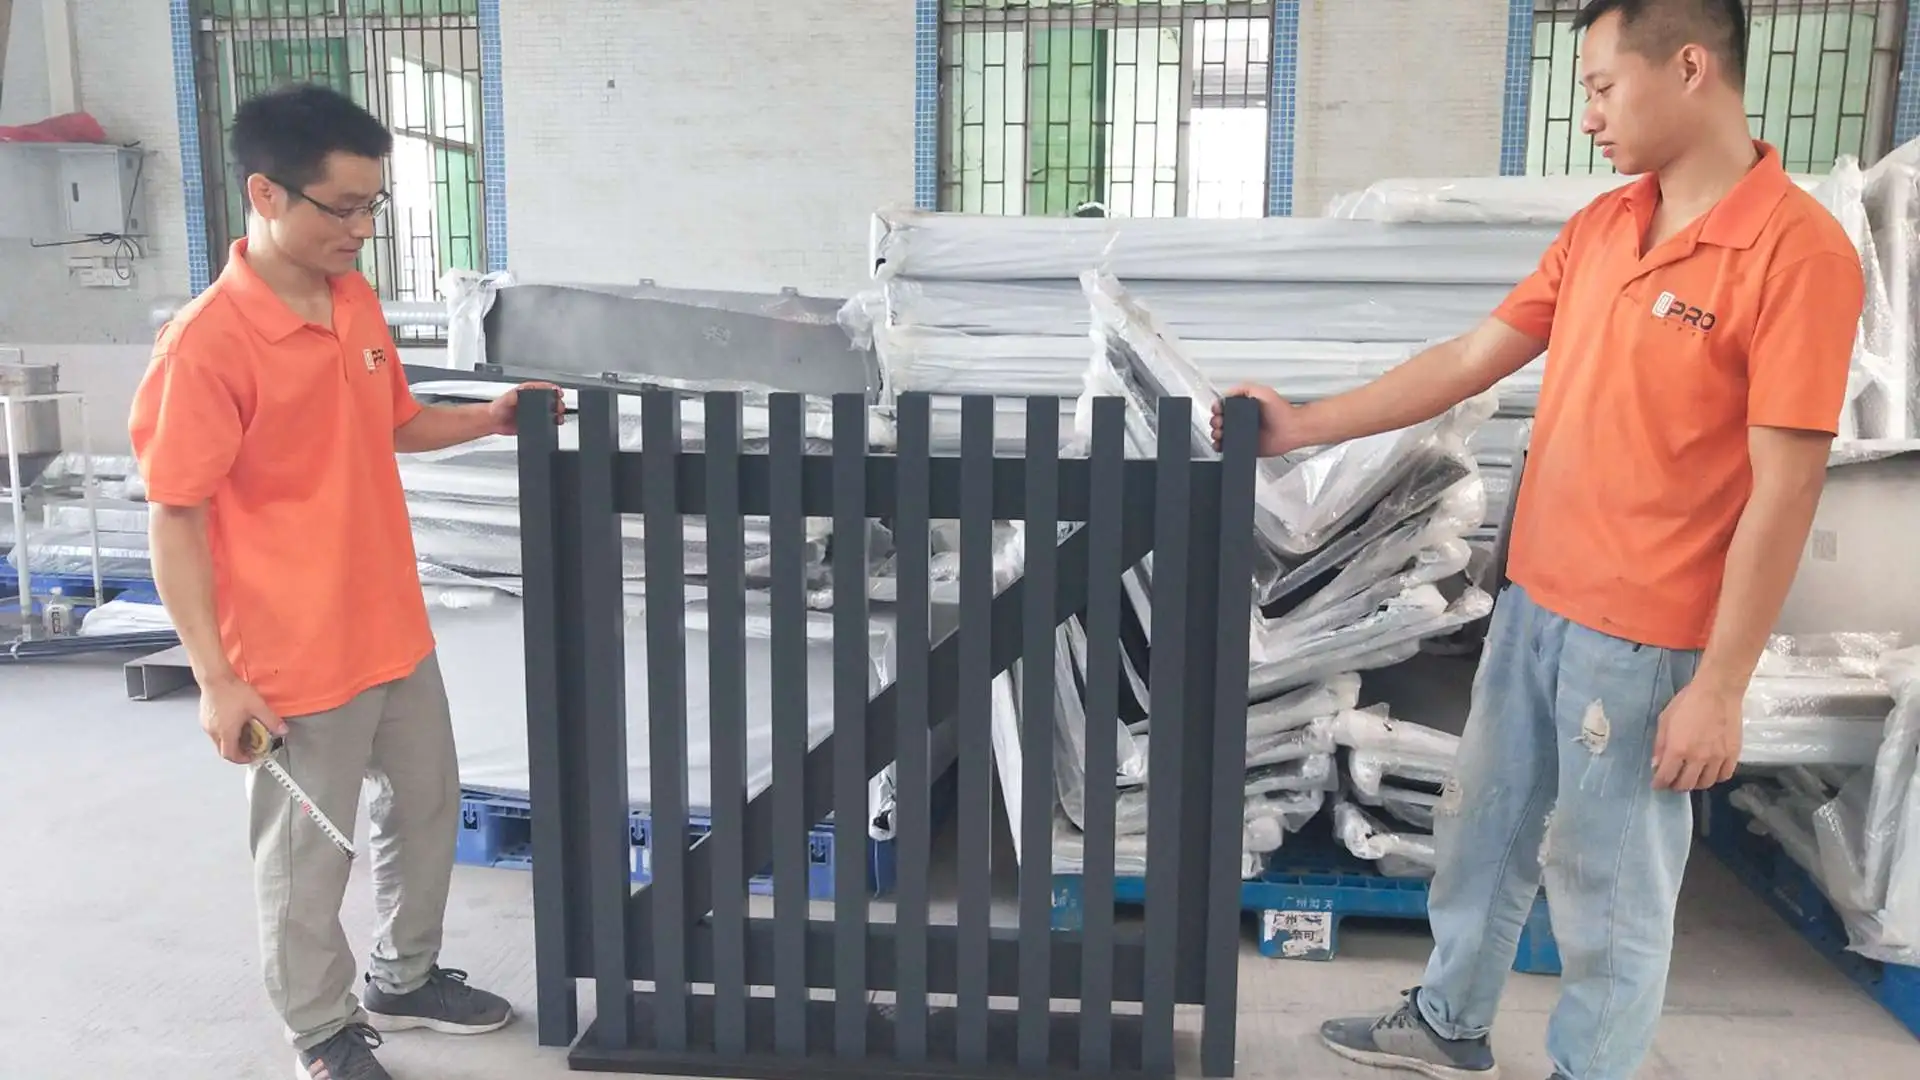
{"left": 202, "top": 674, "right": 285, "bottom": 765}
{"left": 1212, "top": 385, "right": 1306, "bottom": 457}
{"left": 484, "top": 381, "right": 566, "bottom": 436}
{"left": 1650, "top": 680, "right": 1743, "bottom": 791}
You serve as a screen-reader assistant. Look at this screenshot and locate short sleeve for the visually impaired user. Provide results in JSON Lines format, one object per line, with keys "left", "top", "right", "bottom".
{"left": 1490, "top": 210, "right": 1582, "bottom": 342}
{"left": 128, "top": 345, "right": 244, "bottom": 506}
{"left": 1747, "top": 251, "right": 1866, "bottom": 434}
{"left": 385, "top": 333, "right": 424, "bottom": 429}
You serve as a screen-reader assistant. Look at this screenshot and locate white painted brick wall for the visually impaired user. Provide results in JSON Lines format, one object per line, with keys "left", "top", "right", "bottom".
{"left": 0, "top": 0, "right": 189, "bottom": 346}
{"left": 1293, "top": 0, "right": 1509, "bottom": 216}
{"left": 500, "top": 0, "right": 917, "bottom": 298}
{"left": 0, "top": 0, "right": 1518, "bottom": 369}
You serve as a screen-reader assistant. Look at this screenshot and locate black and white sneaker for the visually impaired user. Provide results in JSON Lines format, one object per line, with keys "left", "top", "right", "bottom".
{"left": 295, "top": 1023, "right": 390, "bottom": 1080}
{"left": 362, "top": 966, "right": 513, "bottom": 1036}
{"left": 1319, "top": 987, "right": 1498, "bottom": 1079}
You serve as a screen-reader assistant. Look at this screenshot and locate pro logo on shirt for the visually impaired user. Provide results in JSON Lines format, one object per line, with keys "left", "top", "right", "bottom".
{"left": 1650, "top": 290, "right": 1717, "bottom": 333}
{"left": 362, "top": 347, "right": 389, "bottom": 373}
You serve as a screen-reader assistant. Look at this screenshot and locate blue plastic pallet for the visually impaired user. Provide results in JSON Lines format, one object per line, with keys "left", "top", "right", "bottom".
{"left": 1700, "top": 787, "right": 1920, "bottom": 1040}
{"left": 455, "top": 787, "right": 897, "bottom": 900}
{"left": 0, "top": 568, "right": 155, "bottom": 606}
{"left": 1051, "top": 825, "right": 1561, "bottom": 975}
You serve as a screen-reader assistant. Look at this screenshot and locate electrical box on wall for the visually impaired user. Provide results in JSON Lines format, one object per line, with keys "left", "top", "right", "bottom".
{"left": 57, "top": 146, "right": 145, "bottom": 235}
{"left": 0, "top": 143, "right": 147, "bottom": 242}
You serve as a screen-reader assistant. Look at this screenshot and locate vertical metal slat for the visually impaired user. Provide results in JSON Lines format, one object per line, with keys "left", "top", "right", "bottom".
{"left": 1077, "top": 396, "right": 1125, "bottom": 1072}
{"left": 955, "top": 394, "right": 995, "bottom": 1065}
{"left": 642, "top": 391, "right": 691, "bottom": 1052}
{"left": 1200, "top": 396, "right": 1260, "bottom": 1077}
{"left": 515, "top": 389, "right": 577, "bottom": 1047}
{"left": 1017, "top": 397, "right": 1060, "bottom": 1069}
{"left": 768, "top": 393, "right": 810, "bottom": 1056}
{"left": 1141, "top": 396, "right": 1192, "bottom": 1074}
{"left": 832, "top": 393, "right": 871, "bottom": 1057}
{"left": 703, "top": 391, "right": 750, "bottom": 1056}
{"left": 576, "top": 389, "right": 634, "bottom": 1050}
{"left": 892, "top": 393, "right": 933, "bottom": 1064}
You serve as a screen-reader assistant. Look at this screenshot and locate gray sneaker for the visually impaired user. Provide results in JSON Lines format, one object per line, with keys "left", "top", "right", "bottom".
{"left": 294, "top": 1023, "right": 390, "bottom": 1080}
{"left": 1319, "top": 988, "right": 1498, "bottom": 1079}
{"left": 362, "top": 966, "right": 513, "bottom": 1036}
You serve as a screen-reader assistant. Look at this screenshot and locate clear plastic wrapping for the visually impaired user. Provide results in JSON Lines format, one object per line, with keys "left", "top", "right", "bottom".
{"left": 1331, "top": 707, "right": 1461, "bottom": 799}
{"left": 881, "top": 277, "right": 1502, "bottom": 343}
{"left": 1858, "top": 143, "right": 1920, "bottom": 440}
{"left": 868, "top": 207, "right": 1557, "bottom": 284}
{"left": 1334, "top": 801, "right": 1437, "bottom": 877}
{"left": 1806, "top": 645, "right": 1920, "bottom": 964}
{"left": 1325, "top": 172, "right": 1826, "bottom": 226}
{"left": 439, "top": 268, "right": 516, "bottom": 372}
{"left": 873, "top": 326, "right": 1423, "bottom": 399}
{"left": 1740, "top": 633, "right": 1900, "bottom": 766}
{"left": 1051, "top": 807, "right": 1264, "bottom": 880}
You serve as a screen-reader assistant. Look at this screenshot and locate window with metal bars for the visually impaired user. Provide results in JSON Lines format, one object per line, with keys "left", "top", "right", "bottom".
{"left": 1527, "top": 0, "right": 1908, "bottom": 175}
{"left": 940, "top": 0, "right": 1272, "bottom": 218}
{"left": 188, "top": 0, "right": 488, "bottom": 333}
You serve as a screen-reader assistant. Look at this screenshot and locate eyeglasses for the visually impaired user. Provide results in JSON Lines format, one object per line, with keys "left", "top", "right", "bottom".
{"left": 270, "top": 176, "right": 391, "bottom": 223}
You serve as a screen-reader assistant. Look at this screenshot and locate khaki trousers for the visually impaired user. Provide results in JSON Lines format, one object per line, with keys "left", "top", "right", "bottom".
{"left": 247, "top": 652, "right": 460, "bottom": 1050}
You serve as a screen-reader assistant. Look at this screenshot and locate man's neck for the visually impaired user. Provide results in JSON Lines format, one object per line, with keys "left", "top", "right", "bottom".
{"left": 1655, "top": 121, "right": 1762, "bottom": 216}
{"left": 243, "top": 230, "right": 332, "bottom": 307}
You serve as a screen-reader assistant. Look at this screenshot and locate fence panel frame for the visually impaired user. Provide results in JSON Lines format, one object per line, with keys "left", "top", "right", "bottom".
{"left": 516, "top": 387, "right": 1262, "bottom": 1079}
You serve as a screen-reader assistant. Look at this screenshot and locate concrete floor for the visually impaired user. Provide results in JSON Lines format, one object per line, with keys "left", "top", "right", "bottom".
{"left": 3, "top": 654, "right": 1919, "bottom": 1079}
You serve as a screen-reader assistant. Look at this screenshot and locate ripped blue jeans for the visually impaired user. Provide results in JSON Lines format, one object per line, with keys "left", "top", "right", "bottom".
{"left": 1416, "top": 585, "right": 1699, "bottom": 1080}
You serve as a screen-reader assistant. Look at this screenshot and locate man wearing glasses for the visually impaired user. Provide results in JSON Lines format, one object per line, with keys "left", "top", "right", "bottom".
{"left": 131, "top": 84, "right": 556, "bottom": 1080}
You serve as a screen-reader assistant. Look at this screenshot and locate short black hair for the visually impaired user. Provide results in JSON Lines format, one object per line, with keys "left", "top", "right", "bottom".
{"left": 230, "top": 83, "right": 392, "bottom": 192}
{"left": 1572, "top": 0, "right": 1748, "bottom": 82}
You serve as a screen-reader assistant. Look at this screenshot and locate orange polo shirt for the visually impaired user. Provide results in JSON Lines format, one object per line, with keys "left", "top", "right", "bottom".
{"left": 130, "top": 239, "right": 434, "bottom": 717}
{"left": 1497, "top": 142, "right": 1864, "bottom": 650}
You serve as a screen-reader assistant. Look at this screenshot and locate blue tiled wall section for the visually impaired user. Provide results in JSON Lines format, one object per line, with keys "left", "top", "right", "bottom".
{"left": 479, "top": 0, "right": 509, "bottom": 273}
{"left": 170, "top": 0, "right": 211, "bottom": 294}
{"left": 914, "top": 0, "right": 941, "bottom": 210}
{"left": 1895, "top": 1, "right": 1920, "bottom": 147}
{"left": 1500, "top": 0, "right": 1536, "bottom": 176}
{"left": 1266, "top": 0, "right": 1299, "bottom": 216}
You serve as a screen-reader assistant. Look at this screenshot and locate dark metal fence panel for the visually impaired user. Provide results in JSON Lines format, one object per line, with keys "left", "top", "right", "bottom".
{"left": 517, "top": 388, "right": 1262, "bottom": 1079}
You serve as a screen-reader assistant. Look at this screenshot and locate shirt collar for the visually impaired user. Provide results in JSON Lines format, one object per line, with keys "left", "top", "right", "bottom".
{"left": 1617, "top": 141, "right": 1794, "bottom": 251}
{"left": 218, "top": 237, "right": 358, "bottom": 343}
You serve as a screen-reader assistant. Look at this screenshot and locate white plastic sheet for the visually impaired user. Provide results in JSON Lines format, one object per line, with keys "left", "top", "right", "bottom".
{"left": 868, "top": 207, "right": 1556, "bottom": 284}
{"left": 882, "top": 277, "right": 1502, "bottom": 343}
{"left": 1807, "top": 645, "right": 1920, "bottom": 964}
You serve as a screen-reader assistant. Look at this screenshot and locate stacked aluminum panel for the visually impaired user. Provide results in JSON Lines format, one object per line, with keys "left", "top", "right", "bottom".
{"left": 842, "top": 207, "right": 1554, "bottom": 569}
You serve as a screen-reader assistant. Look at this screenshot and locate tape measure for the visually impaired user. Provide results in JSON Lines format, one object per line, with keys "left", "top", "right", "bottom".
{"left": 243, "top": 720, "right": 356, "bottom": 859}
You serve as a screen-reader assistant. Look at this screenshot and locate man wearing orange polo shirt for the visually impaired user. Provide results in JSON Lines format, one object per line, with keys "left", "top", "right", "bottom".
{"left": 1214, "top": 3, "right": 1863, "bottom": 1079}
{"left": 132, "top": 84, "right": 556, "bottom": 1080}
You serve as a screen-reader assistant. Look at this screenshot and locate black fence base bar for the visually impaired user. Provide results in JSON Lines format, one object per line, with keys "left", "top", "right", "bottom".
{"left": 568, "top": 993, "right": 1163, "bottom": 1080}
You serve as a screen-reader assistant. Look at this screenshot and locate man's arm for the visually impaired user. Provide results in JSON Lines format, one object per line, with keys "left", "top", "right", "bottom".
{"left": 1289, "top": 318, "right": 1546, "bottom": 447}
{"left": 391, "top": 382, "right": 564, "bottom": 454}
{"left": 394, "top": 401, "right": 500, "bottom": 454}
{"left": 129, "top": 342, "right": 284, "bottom": 761}
{"left": 1692, "top": 429, "right": 1832, "bottom": 694}
{"left": 1650, "top": 248, "right": 1864, "bottom": 791}
{"left": 149, "top": 502, "right": 237, "bottom": 687}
